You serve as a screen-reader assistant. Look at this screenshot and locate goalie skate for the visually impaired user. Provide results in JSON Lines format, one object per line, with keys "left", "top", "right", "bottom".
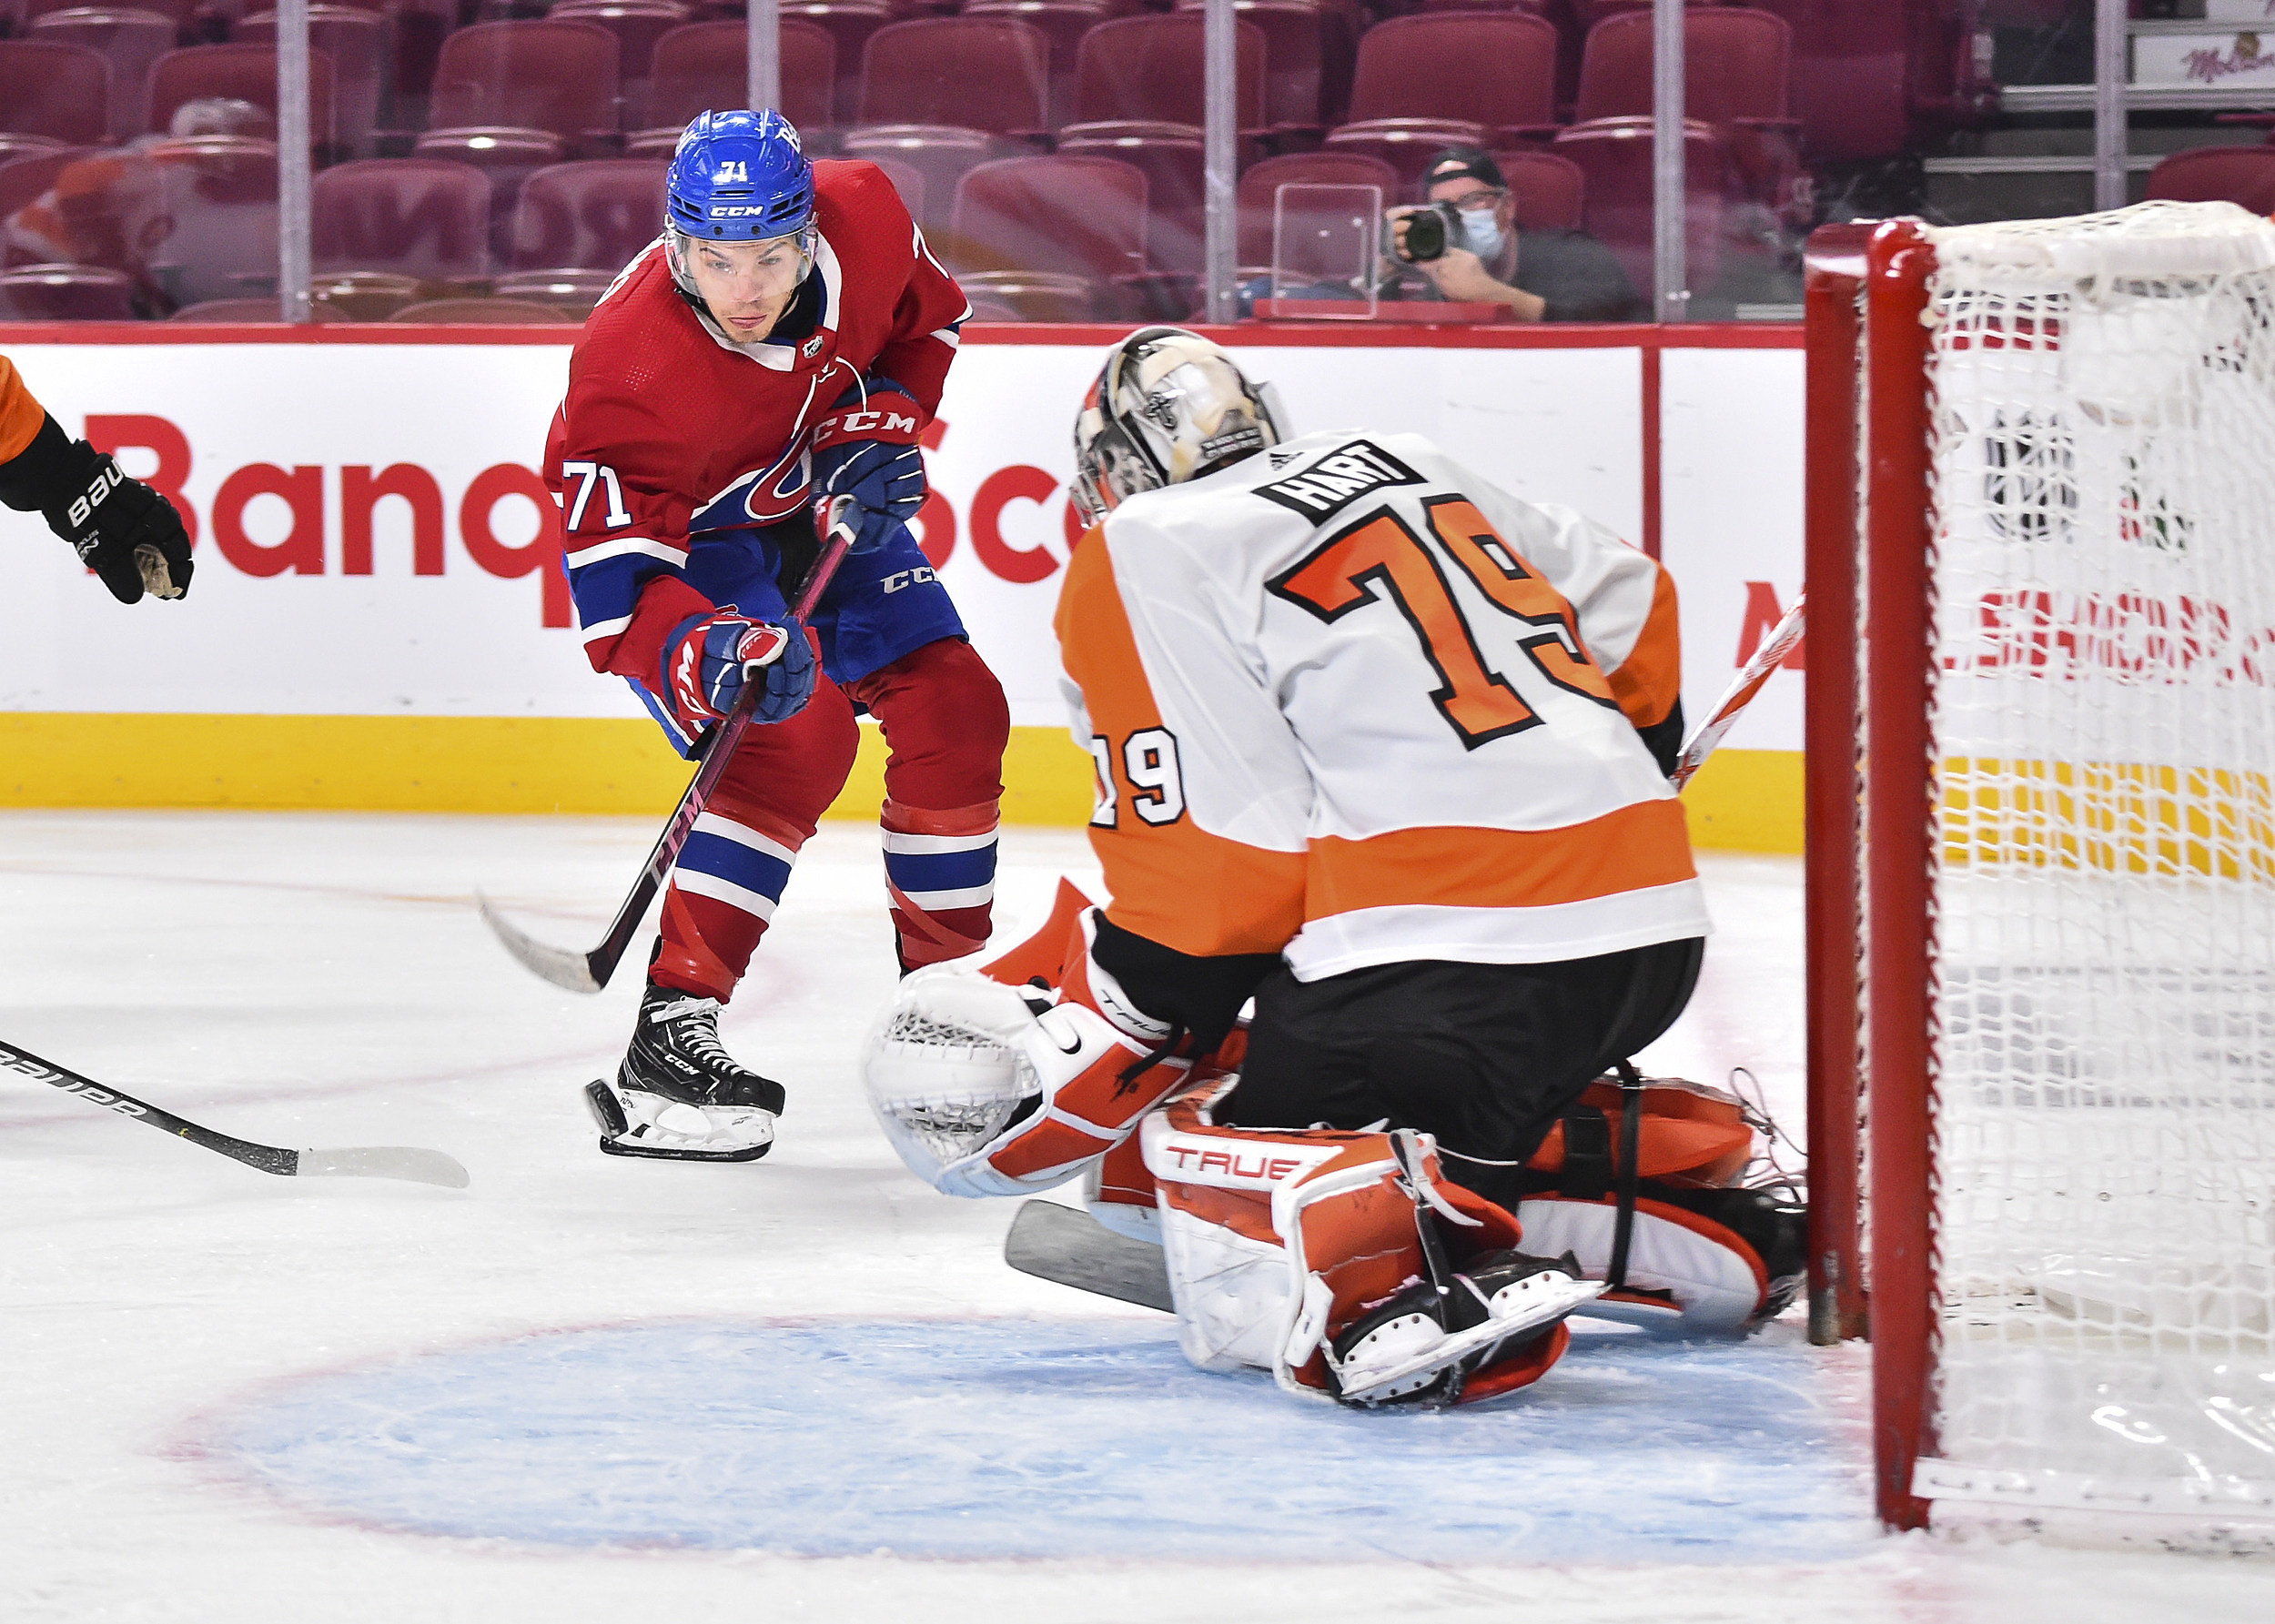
{"left": 1329, "top": 1251, "right": 1603, "bottom": 1408}
{"left": 585, "top": 982, "right": 786, "bottom": 1163}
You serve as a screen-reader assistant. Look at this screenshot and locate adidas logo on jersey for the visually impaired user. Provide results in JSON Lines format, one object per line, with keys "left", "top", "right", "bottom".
{"left": 1255, "top": 439, "right": 1423, "bottom": 521}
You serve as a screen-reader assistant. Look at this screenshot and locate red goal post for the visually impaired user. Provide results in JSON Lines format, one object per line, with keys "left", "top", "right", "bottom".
{"left": 1803, "top": 206, "right": 2275, "bottom": 1546}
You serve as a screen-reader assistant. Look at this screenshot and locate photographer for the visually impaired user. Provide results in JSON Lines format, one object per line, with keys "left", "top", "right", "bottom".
{"left": 1384, "top": 147, "right": 1643, "bottom": 323}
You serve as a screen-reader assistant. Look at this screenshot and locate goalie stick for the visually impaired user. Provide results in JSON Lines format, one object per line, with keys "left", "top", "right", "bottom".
{"left": 1670, "top": 592, "right": 1805, "bottom": 790}
{"left": 0, "top": 1038, "right": 470, "bottom": 1187}
{"left": 479, "top": 497, "right": 858, "bottom": 994}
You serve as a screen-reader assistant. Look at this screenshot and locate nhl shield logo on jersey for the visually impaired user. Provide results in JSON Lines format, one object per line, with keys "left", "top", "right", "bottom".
{"left": 1255, "top": 439, "right": 1425, "bottom": 522}
{"left": 803, "top": 334, "right": 824, "bottom": 358}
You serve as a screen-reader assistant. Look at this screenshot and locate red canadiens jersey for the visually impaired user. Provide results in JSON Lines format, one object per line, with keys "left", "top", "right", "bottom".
{"left": 544, "top": 159, "right": 970, "bottom": 679}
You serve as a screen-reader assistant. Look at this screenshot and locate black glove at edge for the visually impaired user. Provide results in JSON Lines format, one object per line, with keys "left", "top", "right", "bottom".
{"left": 0, "top": 414, "right": 193, "bottom": 603}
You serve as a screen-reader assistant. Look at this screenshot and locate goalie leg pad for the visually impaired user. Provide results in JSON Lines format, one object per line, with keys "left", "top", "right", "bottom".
{"left": 1516, "top": 1193, "right": 1784, "bottom": 1332}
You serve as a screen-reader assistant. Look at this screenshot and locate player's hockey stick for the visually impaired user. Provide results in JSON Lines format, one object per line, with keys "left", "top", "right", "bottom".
{"left": 1669, "top": 591, "right": 1805, "bottom": 790}
{"left": 478, "top": 497, "right": 859, "bottom": 994}
{"left": 0, "top": 1038, "right": 470, "bottom": 1187}
{"left": 1004, "top": 1199, "right": 1174, "bottom": 1312}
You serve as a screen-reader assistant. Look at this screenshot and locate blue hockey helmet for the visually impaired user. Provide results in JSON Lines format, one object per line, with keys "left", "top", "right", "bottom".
{"left": 664, "top": 109, "right": 814, "bottom": 244}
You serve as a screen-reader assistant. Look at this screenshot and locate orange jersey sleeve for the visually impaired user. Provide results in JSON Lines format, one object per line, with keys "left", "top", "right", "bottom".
{"left": 0, "top": 356, "right": 47, "bottom": 468}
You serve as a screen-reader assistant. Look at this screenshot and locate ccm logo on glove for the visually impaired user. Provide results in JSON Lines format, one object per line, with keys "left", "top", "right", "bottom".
{"left": 812, "top": 406, "right": 919, "bottom": 446}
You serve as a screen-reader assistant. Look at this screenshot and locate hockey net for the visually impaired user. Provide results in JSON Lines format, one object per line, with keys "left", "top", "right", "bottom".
{"left": 1804, "top": 201, "right": 2275, "bottom": 1545}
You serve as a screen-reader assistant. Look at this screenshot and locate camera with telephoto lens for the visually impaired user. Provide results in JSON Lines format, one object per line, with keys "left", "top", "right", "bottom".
{"left": 1390, "top": 201, "right": 1466, "bottom": 264}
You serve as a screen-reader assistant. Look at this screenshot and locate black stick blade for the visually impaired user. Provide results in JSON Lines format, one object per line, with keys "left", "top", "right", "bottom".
{"left": 1004, "top": 1199, "right": 1175, "bottom": 1313}
{"left": 475, "top": 892, "right": 609, "bottom": 994}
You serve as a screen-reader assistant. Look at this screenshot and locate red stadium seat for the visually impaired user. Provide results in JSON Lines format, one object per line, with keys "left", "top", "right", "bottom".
{"left": 26, "top": 8, "right": 171, "bottom": 144}
{"left": 856, "top": 17, "right": 1050, "bottom": 140}
{"left": 962, "top": 0, "right": 1101, "bottom": 129}
{"left": 1333, "top": 14, "right": 1558, "bottom": 149}
{"left": 1552, "top": 116, "right": 1725, "bottom": 298}
{"left": 1055, "top": 122, "right": 1202, "bottom": 277}
{"left": 313, "top": 156, "right": 491, "bottom": 282}
{"left": 638, "top": 19, "right": 834, "bottom": 141}
{"left": 1170, "top": 0, "right": 1326, "bottom": 142}
{"left": 389, "top": 294, "right": 577, "bottom": 320}
{"left": 2143, "top": 146, "right": 2275, "bottom": 216}
{"left": 0, "top": 40, "right": 111, "bottom": 146}
{"left": 1491, "top": 146, "right": 1584, "bottom": 230}
{"left": 234, "top": 6, "right": 387, "bottom": 156}
{"left": 784, "top": 0, "right": 894, "bottom": 126}
{"left": 21, "top": 0, "right": 197, "bottom": 22}
{"left": 946, "top": 152, "right": 1147, "bottom": 316}
{"left": 1572, "top": 8, "right": 1795, "bottom": 215}
{"left": 1235, "top": 148, "right": 1394, "bottom": 267}
{"left": 840, "top": 124, "right": 991, "bottom": 237}
{"left": 317, "top": 0, "right": 453, "bottom": 135}
{"left": 428, "top": 20, "right": 620, "bottom": 155}
{"left": 1065, "top": 15, "right": 1266, "bottom": 143}
{"left": 1747, "top": 0, "right": 1908, "bottom": 165}
{"left": 0, "top": 261, "right": 139, "bottom": 318}
{"left": 1322, "top": 116, "right": 1487, "bottom": 195}
{"left": 170, "top": 296, "right": 305, "bottom": 320}
{"left": 550, "top": 0, "right": 689, "bottom": 138}
{"left": 506, "top": 156, "right": 665, "bottom": 272}
{"left": 148, "top": 45, "right": 338, "bottom": 147}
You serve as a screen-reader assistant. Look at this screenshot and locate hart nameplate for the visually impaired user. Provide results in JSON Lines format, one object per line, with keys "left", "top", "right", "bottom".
{"left": 1254, "top": 439, "right": 1424, "bottom": 522}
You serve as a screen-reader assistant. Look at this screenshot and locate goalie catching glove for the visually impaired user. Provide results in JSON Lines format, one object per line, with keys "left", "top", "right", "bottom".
{"left": 862, "top": 905, "right": 1195, "bottom": 1198}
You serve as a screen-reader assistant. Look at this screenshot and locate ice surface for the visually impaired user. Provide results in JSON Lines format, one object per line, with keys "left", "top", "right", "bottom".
{"left": 3, "top": 812, "right": 2269, "bottom": 1622}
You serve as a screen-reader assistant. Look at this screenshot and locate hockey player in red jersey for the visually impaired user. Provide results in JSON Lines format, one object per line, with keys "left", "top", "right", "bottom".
{"left": 863, "top": 329, "right": 1804, "bottom": 1407}
{"left": 548, "top": 110, "right": 1008, "bottom": 1165}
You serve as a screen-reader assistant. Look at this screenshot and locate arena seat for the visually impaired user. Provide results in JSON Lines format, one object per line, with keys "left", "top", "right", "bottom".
{"left": 21, "top": 0, "right": 197, "bottom": 25}
{"left": 1062, "top": 15, "right": 1266, "bottom": 148}
{"left": 1331, "top": 14, "right": 1559, "bottom": 151}
{"left": 632, "top": 19, "right": 833, "bottom": 148}
{"left": 1055, "top": 122, "right": 1202, "bottom": 277}
{"left": 169, "top": 297, "right": 300, "bottom": 320}
{"left": 234, "top": 6, "right": 387, "bottom": 156}
{"left": 963, "top": 0, "right": 1103, "bottom": 130}
{"left": 1551, "top": 115, "right": 1725, "bottom": 298}
{"left": 2143, "top": 146, "right": 2275, "bottom": 216}
{"left": 783, "top": 0, "right": 894, "bottom": 126}
{"left": 505, "top": 156, "right": 665, "bottom": 272}
{"left": 1746, "top": 0, "right": 1909, "bottom": 166}
{"left": 946, "top": 152, "right": 1148, "bottom": 318}
{"left": 494, "top": 265, "right": 616, "bottom": 316}
{"left": 389, "top": 294, "right": 576, "bottom": 320}
{"left": 1322, "top": 116, "right": 1487, "bottom": 195}
{"left": 1170, "top": 0, "right": 1326, "bottom": 143}
{"left": 427, "top": 20, "right": 620, "bottom": 156}
{"left": 840, "top": 123, "right": 992, "bottom": 237}
{"left": 0, "top": 40, "right": 112, "bottom": 146}
{"left": 856, "top": 17, "right": 1051, "bottom": 140}
{"left": 860, "top": 150, "right": 925, "bottom": 224}
{"left": 313, "top": 157, "right": 491, "bottom": 283}
{"left": 0, "top": 262, "right": 139, "bottom": 319}
{"left": 1572, "top": 7, "right": 1795, "bottom": 213}
{"left": 148, "top": 44, "right": 338, "bottom": 147}
{"left": 1491, "top": 146, "right": 1585, "bottom": 231}
{"left": 26, "top": 7, "right": 171, "bottom": 144}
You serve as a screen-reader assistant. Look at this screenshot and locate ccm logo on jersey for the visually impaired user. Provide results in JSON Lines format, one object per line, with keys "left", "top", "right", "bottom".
{"left": 1256, "top": 439, "right": 1424, "bottom": 522}
{"left": 1150, "top": 1133, "right": 1340, "bottom": 1190}
{"left": 880, "top": 566, "right": 936, "bottom": 594}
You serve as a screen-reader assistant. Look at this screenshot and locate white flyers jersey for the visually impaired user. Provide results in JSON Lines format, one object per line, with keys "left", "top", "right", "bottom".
{"left": 1054, "top": 429, "right": 1708, "bottom": 980}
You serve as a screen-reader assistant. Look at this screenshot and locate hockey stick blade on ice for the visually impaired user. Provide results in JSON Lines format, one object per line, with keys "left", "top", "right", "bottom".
{"left": 1004, "top": 1199, "right": 1175, "bottom": 1313}
{"left": 480, "top": 498, "right": 860, "bottom": 994}
{"left": 1669, "top": 592, "right": 1805, "bottom": 790}
{"left": 1, "top": 1039, "right": 470, "bottom": 1187}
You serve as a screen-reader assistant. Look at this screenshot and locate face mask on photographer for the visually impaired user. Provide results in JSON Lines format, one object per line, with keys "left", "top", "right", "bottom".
{"left": 1460, "top": 207, "right": 1504, "bottom": 262}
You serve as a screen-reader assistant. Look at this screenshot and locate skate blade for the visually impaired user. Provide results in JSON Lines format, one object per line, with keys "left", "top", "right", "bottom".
{"left": 585, "top": 1079, "right": 774, "bottom": 1163}
{"left": 1336, "top": 1276, "right": 1603, "bottom": 1407}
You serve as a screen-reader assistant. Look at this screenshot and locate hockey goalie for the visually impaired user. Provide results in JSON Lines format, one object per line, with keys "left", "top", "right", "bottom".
{"left": 862, "top": 328, "right": 1805, "bottom": 1407}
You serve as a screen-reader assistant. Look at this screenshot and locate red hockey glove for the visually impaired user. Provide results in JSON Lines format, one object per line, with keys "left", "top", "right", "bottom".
{"left": 808, "top": 376, "right": 925, "bottom": 554}
{"left": 662, "top": 610, "right": 817, "bottom": 731}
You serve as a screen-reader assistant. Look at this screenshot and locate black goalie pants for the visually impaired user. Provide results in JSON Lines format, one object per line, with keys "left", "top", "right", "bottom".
{"left": 1215, "top": 936, "right": 1705, "bottom": 1214}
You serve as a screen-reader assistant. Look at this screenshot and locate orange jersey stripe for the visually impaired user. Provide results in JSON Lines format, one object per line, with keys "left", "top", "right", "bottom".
{"left": 0, "top": 356, "right": 47, "bottom": 467}
{"left": 1057, "top": 529, "right": 1309, "bottom": 958}
{"left": 1605, "top": 565, "right": 1682, "bottom": 731}
{"left": 1306, "top": 799, "right": 1695, "bottom": 921}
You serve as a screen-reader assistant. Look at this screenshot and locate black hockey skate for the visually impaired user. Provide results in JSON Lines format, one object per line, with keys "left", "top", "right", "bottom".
{"left": 583, "top": 981, "right": 787, "bottom": 1163}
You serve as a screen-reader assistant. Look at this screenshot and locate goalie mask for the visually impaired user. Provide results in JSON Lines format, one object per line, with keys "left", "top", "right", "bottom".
{"left": 1071, "top": 328, "right": 1286, "bottom": 525}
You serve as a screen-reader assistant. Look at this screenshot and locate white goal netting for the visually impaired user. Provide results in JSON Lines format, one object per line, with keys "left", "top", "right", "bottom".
{"left": 1911, "top": 201, "right": 2275, "bottom": 1528}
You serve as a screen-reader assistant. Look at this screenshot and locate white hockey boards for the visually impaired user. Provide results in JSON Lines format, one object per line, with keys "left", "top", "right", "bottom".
{"left": 1803, "top": 202, "right": 2275, "bottom": 1547}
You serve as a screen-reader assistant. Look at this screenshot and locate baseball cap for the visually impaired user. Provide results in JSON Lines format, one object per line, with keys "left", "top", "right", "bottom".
{"left": 1421, "top": 146, "right": 1506, "bottom": 192}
